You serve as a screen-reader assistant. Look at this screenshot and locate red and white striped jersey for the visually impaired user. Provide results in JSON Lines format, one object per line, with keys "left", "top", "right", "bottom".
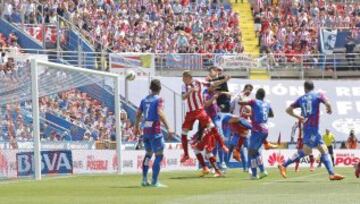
{"left": 182, "top": 80, "right": 210, "bottom": 112}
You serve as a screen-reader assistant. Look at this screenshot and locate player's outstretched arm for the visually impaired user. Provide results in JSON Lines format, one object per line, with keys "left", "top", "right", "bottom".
{"left": 286, "top": 106, "right": 304, "bottom": 123}
{"left": 320, "top": 92, "right": 332, "bottom": 114}
{"left": 211, "top": 75, "right": 231, "bottom": 87}
{"left": 219, "top": 91, "right": 232, "bottom": 97}
{"left": 238, "top": 99, "right": 251, "bottom": 106}
{"left": 226, "top": 115, "right": 252, "bottom": 129}
{"left": 324, "top": 101, "right": 332, "bottom": 114}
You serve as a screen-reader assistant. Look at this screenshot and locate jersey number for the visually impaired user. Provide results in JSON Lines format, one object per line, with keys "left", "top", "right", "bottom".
{"left": 262, "top": 106, "right": 268, "bottom": 121}
{"left": 301, "top": 98, "right": 312, "bottom": 117}
{"left": 144, "top": 103, "right": 151, "bottom": 119}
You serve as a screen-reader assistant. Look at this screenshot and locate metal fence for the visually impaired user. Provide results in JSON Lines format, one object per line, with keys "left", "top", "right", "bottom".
{"left": 6, "top": 49, "right": 360, "bottom": 78}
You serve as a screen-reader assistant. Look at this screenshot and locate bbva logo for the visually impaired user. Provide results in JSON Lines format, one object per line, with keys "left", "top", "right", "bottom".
{"left": 17, "top": 150, "right": 73, "bottom": 176}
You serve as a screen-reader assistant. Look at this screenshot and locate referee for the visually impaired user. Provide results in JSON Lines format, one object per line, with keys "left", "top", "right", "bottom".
{"left": 323, "top": 129, "right": 336, "bottom": 167}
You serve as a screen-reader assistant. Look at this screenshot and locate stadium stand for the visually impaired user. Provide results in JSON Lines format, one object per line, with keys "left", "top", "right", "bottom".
{"left": 1, "top": 0, "right": 244, "bottom": 54}
{"left": 253, "top": 0, "right": 360, "bottom": 54}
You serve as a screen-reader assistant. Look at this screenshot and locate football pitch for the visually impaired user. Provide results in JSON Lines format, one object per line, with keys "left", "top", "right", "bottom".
{"left": 0, "top": 168, "right": 359, "bottom": 204}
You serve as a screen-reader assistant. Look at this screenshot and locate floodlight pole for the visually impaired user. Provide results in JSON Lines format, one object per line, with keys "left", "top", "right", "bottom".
{"left": 115, "top": 76, "right": 123, "bottom": 174}
{"left": 31, "top": 59, "right": 42, "bottom": 180}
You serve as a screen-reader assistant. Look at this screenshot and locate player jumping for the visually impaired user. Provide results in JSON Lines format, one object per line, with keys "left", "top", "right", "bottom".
{"left": 239, "top": 88, "right": 274, "bottom": 179}
{"left": 134, "top": 79, "right": 173, "bottom": 187}
{"left": 180, "top": 70, "right": 229, "bottom": 163}
{"left": 278, "top": 80, "right": 344, "bottom": 181}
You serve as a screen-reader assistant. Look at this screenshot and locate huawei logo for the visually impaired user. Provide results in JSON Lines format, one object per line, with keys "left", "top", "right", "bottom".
{"left": 268, "top": 152, "right": 285, "bottom": 166}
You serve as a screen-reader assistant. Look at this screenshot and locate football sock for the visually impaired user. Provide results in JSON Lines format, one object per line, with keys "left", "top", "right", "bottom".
{"left": 195, "top": 153, "right": 206, "bottom": 169}
{"left": 240, "top": 147, "right": 248, "bottom": 170}
{"left": 309, "top": 154, "right": 315, "bottom": 167}
{"left": 250, "top": 156, "right": 258, "bottom": 177}
{"left": 209, "top": 156, "right": 219, "bottom": 171}
{"left": 142, "top": 154, "right": 152, "bottom": 182}
{"left": 256, "top": 153, "right": 265, "bottom": 173}
{"left": 283, "top": 150, "right": 306, "bottom": 168}
{"left": 321, "top": 153, "right": 335, "bottom": 175}
{"left": 152, "top": 154, "right": 163, "bottom": 185}
{"left": 181, "top": 134, "right": 189, "bottom": 156}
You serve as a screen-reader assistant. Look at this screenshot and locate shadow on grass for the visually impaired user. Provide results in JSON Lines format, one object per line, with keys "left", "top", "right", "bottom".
{"left": 110, "top": 186, "right": 142, "bottom": 189}
{"left": 272, "top": 180, "right": 311, "bottom": 184}
{"left": 169, "top": 176, "right": 233, "bottom": 180}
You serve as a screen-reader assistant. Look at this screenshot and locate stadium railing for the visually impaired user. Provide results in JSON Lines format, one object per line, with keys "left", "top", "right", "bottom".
{"left": 6, "top": 48, "right": 360, "bottom": 79}
{"left": 155, "top": 52, "right": 360, "bottom": 79}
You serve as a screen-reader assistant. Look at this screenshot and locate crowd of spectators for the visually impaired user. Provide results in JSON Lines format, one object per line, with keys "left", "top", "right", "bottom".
{"left": 1, "top": 88, "right": 138, "bottom": 144}
{"left": 253, "top": 0, "right": 360, "bottom": 64}
{"left": 0, "top": 103, "right": 32, "bottom": 147}
{"left": 2, "top": 0, "right": 244, "bottom": 53}
{"left": 1, "top": 50, "right": 137, "bottom": 144}
{"left": 39, "top": 89, "right": 137, "bottom": 142}
{"left": 0, "top": 31, "right": 23, "bottom": 82}
{"left": 0, "top": 35, "right": 29, "bottom": 147}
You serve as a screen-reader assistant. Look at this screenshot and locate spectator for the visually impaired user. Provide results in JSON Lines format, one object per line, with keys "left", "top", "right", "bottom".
{"left": 340, "top": 141, "right": 347, "bottom": 149}
{"left": 50, "top": 131, "right": 59, "bottom": 141}
{"left": 347, "top": 129, "right": 358, "bottom": 149}
{"left": 345, "top": 36, "right": 356, "bottom": 68}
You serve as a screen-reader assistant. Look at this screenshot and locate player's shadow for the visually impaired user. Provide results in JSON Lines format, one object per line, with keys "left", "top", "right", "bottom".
{"left": 169, "top": 176, "right": 223, "bottom": 180}
{"left": 110, "top": 186, "right": 142, "bottom": 189}
{"left": 274, "top": 180, "right": 310, "bottom": 183}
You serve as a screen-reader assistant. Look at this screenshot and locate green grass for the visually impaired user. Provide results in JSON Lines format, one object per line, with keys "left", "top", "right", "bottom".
{"left": 0, "top": 168, "right": 359, "bottom": 204}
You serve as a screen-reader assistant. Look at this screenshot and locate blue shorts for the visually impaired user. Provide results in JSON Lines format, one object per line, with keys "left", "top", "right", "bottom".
{"left": 249, "top": 131, "right": 268, "bottom": 150}
{"left": 213, "top": 113, "right": 232, "bottom": 139}
{"left": 303, "top": 127, "right": 324, "bottom": 148}
{"left": 143, "top": 134, "right": 165, "bottom": 153}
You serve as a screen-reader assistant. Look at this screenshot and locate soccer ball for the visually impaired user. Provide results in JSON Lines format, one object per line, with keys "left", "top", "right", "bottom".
{"left": 355, "top": 162, "right": 360, "bottom": 178}
{"left": 125, "top": 70, "right": 136, "bottom": 81}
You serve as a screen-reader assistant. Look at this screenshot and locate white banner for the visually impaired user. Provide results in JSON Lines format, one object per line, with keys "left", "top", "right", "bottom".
{"left": 262, "top": 149, "right": 360, "bottom": 168}
{"left": 214, "top": 54, "right": 257, "bottom": 69}
{"left": 72, "top": 149, "right": 198, "bottom": 174}
{"left": 321, "top": 29, "right": 338, "bottom": 54}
